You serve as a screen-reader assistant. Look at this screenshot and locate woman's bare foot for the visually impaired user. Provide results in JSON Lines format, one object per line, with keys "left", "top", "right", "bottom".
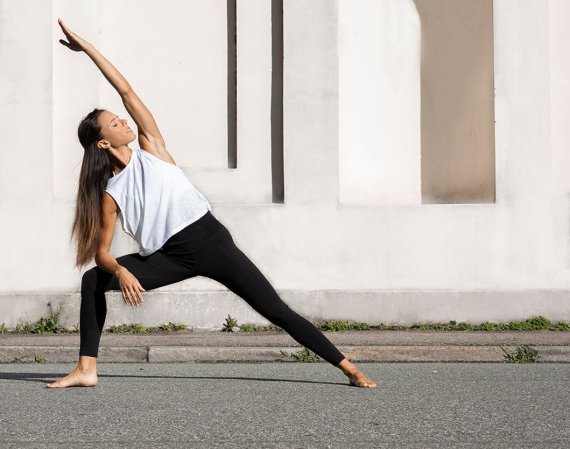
{"left": 337, "top": 358, "right": 378, "bottom": 388}
{"left": 46, "top": 356, "right": 98, "bottom": 388}
{"left": 347, "top": 371, "right": 377, "bottom": 388}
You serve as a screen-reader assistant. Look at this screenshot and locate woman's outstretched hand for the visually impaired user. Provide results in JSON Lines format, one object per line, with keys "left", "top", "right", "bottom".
{"left": 57, "top": 18, "right": 92, "bottom": 52}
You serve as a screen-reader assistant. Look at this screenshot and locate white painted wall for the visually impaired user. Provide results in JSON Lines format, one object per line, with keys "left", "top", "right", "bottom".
{"left": 338, "top": 0, "right": 421, "bottom": 205}
{"left": 0, "top": 0, "right": 568, "bottom": 326}
{"left": 549, "top": 0, "right": 570, "bottom": 277}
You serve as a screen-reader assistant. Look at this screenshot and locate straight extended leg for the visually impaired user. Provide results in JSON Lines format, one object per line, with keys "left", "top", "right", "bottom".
{"left": 194, "top": 226, "right": 347, "bottom": 367}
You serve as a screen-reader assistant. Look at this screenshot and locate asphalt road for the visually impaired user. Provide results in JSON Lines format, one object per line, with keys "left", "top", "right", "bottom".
{"left": 0, "top": 362, "right": 568, "bottom": 448}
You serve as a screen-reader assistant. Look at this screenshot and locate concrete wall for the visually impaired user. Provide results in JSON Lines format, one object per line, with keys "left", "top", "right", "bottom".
{"left": 0, "top": 0, "right": 568, "bottom": 329}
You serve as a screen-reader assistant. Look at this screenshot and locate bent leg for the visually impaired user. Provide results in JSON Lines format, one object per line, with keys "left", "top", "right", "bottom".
{"left": 195, "top": 228, "right": 346, "bottom": 366}
{"left": 79, "top": 250, "right": 195, "bottom": 357}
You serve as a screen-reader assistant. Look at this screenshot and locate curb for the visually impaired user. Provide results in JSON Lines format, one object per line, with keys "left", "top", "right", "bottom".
{"left": 1, "top": 345, "right": 569, "bottom": 364}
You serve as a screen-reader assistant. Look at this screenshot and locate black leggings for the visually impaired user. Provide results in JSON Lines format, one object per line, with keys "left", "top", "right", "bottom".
{"left": 79, "top": 210, "right": 346, "bottom": 367}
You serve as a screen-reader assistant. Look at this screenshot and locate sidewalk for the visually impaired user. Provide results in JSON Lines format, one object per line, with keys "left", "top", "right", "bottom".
{"left": 0, "top": 329, "right": 569, "bottom": 363}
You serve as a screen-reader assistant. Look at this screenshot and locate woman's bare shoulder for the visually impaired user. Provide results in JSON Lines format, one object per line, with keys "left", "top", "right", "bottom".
{"left": 138, "top": 133, "right": 177, "bottom": 165}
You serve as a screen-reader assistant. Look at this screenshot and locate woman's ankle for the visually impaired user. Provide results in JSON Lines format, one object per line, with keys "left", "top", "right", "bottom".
{"left": 77, "top": 355, "right": 98, "bottom": 372}
{"left": 337, "top": 358, "right": 359, "bottom": 376}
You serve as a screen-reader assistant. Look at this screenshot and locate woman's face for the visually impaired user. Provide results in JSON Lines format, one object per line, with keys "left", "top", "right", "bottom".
{"left": 97, "top": 110, "right": 136, "bottom": 149}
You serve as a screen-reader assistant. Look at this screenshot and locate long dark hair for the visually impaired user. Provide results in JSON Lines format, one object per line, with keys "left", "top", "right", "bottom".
{"left": 70, "top": 108, "right": 115, "bottom": 270}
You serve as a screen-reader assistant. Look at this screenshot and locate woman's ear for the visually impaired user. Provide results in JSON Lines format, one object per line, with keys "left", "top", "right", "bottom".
{"left": 97, "top": 140, "right": 110, "bottom": 150}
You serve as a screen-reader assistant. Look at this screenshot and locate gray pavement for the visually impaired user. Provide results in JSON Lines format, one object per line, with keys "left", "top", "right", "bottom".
{"left": 0, "top": 329, "right": 569, "bottom": 363}
{"left": 0, "top": 362, "right": 568, "bottom": 448}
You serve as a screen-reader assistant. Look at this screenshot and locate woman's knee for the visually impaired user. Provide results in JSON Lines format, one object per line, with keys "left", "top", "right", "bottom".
{"left": 81, "top": 267, "right": 98, "bottom": 290}
{"left": 81, "top": 266, "right": 111, "bottom": 292}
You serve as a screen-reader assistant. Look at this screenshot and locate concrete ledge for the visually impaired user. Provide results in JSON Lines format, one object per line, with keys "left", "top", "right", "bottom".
{"left": 1, "top": 290, "right": 570, "bottom": 330}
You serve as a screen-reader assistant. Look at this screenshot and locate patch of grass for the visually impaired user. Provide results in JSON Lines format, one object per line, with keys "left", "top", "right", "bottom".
{"left": 221, "top": 314, "right": 239, "bottom": 332}
{"left": 1, "top": 312, "right": 569, "bottom": 334}
{"left": 32, "top": 307, "right": 67, "bottom": 334}
{"left": 553, "top": 321, "right": 570, "bottom": 331}
{"left": 238, "top": 323, "right": 282, "bottom": 332}
{"left": 477, "top": 318, "right": 552, "bottom": 331}
{"left": 107, "top": 323, "right": 153, "bottom": 334}
{"left": 280, "top": 347, "right": 320, "bottom": 362}
{"left": 11, "top": 306, "right": 68, "bottom": 334}
{"left": 159, "top": 322, "right": 187, "bottom": 332}
{"left": 107, "top": 323, "right": 190, "bottom": 333}
{"left": 408, "top": 321, "right": 472, "bottom": 331}
{"left": 34, "top": 354, "right": 46, "bottom": 363}
{"left": 315, "top": 320, "right": 370, "bottom": 331}
{"left": 14, "top": 322, "right": 34, "bottom": 333}
{"left": 506, "top": 316, "right": 550, "bottom": 330}
{"left": 387, "top": 315, "right": 567, "bottom": 332}
{"left": 500, "top": 344, "right": 539, "bottom": 363}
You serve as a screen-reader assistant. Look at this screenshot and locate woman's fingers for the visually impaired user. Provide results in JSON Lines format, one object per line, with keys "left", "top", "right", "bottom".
{"left": 57, "top": 22, "right": 80, "bottom": 51}
{"left": 58, "top": 18, "right": 72, "bottom": 39}
{"left": 58, "top": 18, "right": 71, "bottom": 32}
{"left": 122, "top": 288, "right": 134, "bottom": 306}
{"left": 128, "top": 289, "right": 138, "bottom": 306}
{"left": 123, "top": 288, "right": 135, "bottom": 306}
{"left": 57, "top": 18, "right": 89, "bottom": 52}
{"left": 138, "top": 284, "right": 146, "bottom": 303}
{"left": 117, "top": 270, "right": 145, "bottom": 306}
{"left": 122, "top": 286, "right": 144, "bottom": 306}
{"left": 134, "top": 287, "right": 143, "bottom": 304}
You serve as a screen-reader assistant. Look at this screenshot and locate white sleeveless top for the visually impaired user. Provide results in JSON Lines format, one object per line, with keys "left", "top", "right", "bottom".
{"left": 105, "top": 148, "right": 212, "bottom": 256}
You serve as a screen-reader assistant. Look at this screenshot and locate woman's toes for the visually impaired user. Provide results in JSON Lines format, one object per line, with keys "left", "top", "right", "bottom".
{"left": 348, "top": 372, "right": 378, "bottom": 388}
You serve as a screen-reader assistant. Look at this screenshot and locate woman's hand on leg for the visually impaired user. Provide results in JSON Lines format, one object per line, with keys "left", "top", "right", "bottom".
{"left": 115, "top": 266, "right": 146, "bottom": 306}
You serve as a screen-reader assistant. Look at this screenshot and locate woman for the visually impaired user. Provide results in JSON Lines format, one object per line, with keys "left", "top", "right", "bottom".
{"left": 47, "top": 18, "right": 377, "bottom": 389}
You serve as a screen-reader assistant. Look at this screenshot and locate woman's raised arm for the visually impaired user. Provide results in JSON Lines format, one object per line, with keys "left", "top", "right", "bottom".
{"left": 58, "top": 18, "right": 172, "bottom": 162}
{"left": 58, "top": 18, "right": 132, "bottom": 95}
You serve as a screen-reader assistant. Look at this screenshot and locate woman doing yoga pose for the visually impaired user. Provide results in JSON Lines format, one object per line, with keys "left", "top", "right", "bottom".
{"left": 46, "top": 18, "right": 377, "bottom": 389}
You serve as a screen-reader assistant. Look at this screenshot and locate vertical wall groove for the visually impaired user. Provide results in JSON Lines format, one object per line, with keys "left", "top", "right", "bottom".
{"left": 227, "top": 0, "right": 237, "bottom": 169}
{"left": 271, "top": 0, "right": 284, "bottom": 203}
{"left": 414, "top": 0, "right": 496, "bottom": 204}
